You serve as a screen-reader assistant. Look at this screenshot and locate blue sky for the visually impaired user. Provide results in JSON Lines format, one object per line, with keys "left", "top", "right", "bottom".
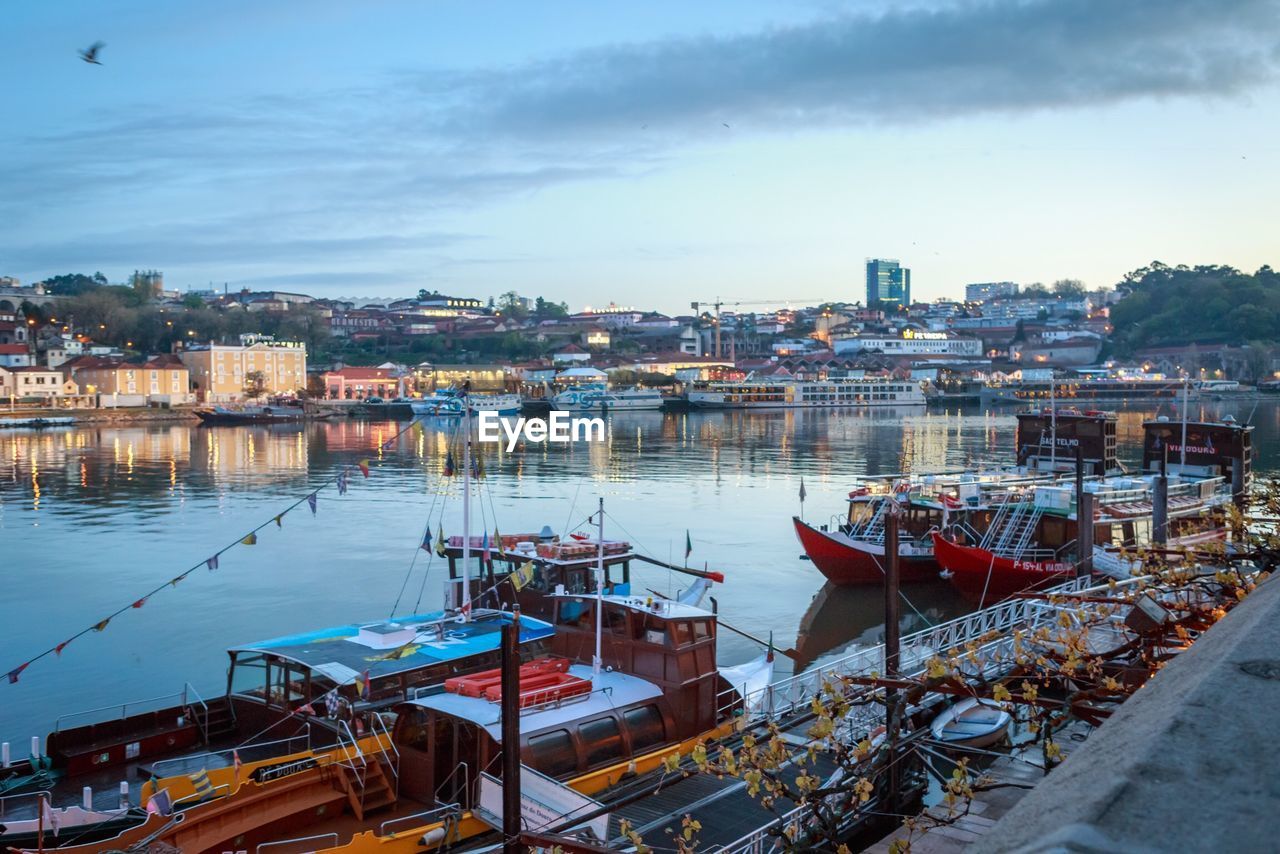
{"left": 2, "top": 0, "right": 1278, "bottom": 311}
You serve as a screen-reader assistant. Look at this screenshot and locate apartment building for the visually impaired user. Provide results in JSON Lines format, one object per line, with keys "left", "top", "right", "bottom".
{"left": 180, "top": 339, "right": 307, "bottom": 402}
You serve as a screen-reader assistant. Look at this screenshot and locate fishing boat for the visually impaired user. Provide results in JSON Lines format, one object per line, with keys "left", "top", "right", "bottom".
{"left": 795, "top": 408, "right": 1123, "bottom": 586}
{"left": 684, "top": 377, "right": 927, "bottom": 409}
{"left": 409, "top": 388, "right": 521, "bottom": 417}
{"left": 551, "top": 383, "right": 664, "bottom": 412}
{"left": 929, "top": 698, "right": 1011, "bottom": 748}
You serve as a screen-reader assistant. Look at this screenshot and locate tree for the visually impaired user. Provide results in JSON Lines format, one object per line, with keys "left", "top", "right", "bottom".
{"left": 497, "top": 291, "right": 530, "bottom": 321}
{"left": 533, "top": 297, "right": 569, "bottom": 319}
{"left": 304, "top": 374, "right": 328, "bottom": 399}
{"left": 243, "top": 370, "right": 268, "bottom": 400}
{"left": 182, "top": 293, "right": 205, "bottom": 309}
{"left": 39, "top": 272, "right": 106, "bottom": 296}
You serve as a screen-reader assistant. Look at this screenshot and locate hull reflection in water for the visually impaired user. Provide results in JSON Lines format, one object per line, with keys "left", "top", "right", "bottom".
{"left": 792, "top": 580, "right": 969, "bottom": 672}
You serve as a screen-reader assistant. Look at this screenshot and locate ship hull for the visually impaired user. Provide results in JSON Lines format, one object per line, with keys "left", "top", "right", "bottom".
{"left": 794, "top": 517, "right": 937, "bottom": 586}
{"left": 931, "top": 532, "right": 1074, "bottom": 605}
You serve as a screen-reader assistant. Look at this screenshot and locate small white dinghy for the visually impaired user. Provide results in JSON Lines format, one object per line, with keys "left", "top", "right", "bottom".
{"left": 930, "top": 697, "right": 1011, "bottom": 748}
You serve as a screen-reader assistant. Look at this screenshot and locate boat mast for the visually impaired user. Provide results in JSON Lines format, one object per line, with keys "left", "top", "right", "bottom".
{"left": 594, "top": 496, "right": 604, "bottom": 680}
{"left": 461, "top": 386, "right": 472, "bottom": 621}
{"left": 1180, "top": 375, "right": 1189, "bottom": 469}
{"left": 1049, "top": 380, "right": 1057, "bottom": 469}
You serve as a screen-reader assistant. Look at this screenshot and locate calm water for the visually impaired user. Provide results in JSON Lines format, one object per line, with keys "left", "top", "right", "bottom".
{"left": 4, "top": 399, "right": 1278, "bottom": 743}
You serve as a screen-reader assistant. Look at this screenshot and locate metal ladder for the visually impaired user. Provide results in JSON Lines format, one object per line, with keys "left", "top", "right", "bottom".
{"left": 991, "top": 501, "right": 1043, "bottom": 556}
{"left": 854, "top": 500, "right": 888, "bottom": 544}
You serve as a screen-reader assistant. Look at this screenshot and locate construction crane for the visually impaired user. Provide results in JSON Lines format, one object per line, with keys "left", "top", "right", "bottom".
{"left": 690, "top": 297, "right": 831, "bottom": 358}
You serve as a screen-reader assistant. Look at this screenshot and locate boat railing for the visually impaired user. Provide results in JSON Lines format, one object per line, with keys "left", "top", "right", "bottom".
{"left": 255, "top": 832, "right": 339, "bottom": 854}
{"left": 172, "top": 782, "right": 231, "bottom": 808}
{"left": 54, "top": 689, "right": 186, "bottom": 733}
{"left": 368, "top": 712, "right": 399, "bottom": 795}
{"left": 434, "top": 761, "right": 469, "bottom": 806}
{"left": 735, "top": 577, "right": 1093, "bottom": 724}
{"left": 0, "top": 789, "right": 51, "bottom": 822}
{"left": 331, "top": 720, "right": 366, "bottom": 772}
{"left": 148, "top": 733, "right": 311, "bottom": 779}
{"left": 183, "top": 682, "right": 210, "bottom": 744}
{"left": 380, "top": 803, "right": 460, "bottom": 838}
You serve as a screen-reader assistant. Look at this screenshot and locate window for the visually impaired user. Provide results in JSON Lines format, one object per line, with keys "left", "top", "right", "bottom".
{"left": 692, "top": 620, "right": 711, "bottom": 641}
{"left": 624, "top": 705, "right": 666, "bottom": 752}
{"left": 231, "top": 653, "right": 268, "bottom": 698}
{"left": 580, "top": 716, "right": 623, "bottom": 768}
{"left": 528, "top": 729, "right": 577, "bottom": 778}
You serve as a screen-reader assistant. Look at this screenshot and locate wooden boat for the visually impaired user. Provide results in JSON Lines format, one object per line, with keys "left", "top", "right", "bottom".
{"left": 929, "top": 698, "right": 1011, "bottom": 748}
{"left": 0, "top": 415, "right": 76, "bottom": 429}
{"left": 194, "top": 402, "right": 331, "bottom": 424}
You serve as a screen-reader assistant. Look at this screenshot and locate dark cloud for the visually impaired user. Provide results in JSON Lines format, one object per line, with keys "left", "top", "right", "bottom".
{"left": 451, "top": 0, "right": 1280, "bottom": 136}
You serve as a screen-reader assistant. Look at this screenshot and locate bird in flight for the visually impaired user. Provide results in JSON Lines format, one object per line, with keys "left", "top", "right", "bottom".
{"left": 79, "top": 41, "right": 105, "bottom": 65}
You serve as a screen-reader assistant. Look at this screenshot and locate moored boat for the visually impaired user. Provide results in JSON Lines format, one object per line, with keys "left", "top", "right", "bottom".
{"left": 194, "top": 401, "right": 329, "bottom": 424}
{"left": 409, "top": 387, "right": 521, "bottom": 417}
{"left": 551, "top": 383, "right": 664, "bottom": 412}
{"left": 929, "top": 697, "right": 1011, "bottom": 748}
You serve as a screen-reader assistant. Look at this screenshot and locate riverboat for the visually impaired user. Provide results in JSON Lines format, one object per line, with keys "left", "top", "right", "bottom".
{"left": 685, "top": 377, "right": 926, "bottom": 409}
{"left": 794, "top": 408, "right": 1123, "bottom": 586}
{"left": 551, "top": 383, "right": 664, "bottom": 412}
{"left": 409, "top": 388, "right": 521, "bottom": 417}
{"left": 980, "top": 377, "right": 1194, "bottom": 405}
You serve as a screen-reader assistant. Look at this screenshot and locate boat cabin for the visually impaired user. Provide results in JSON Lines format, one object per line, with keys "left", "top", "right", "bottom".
{"left": 1015, "top": 408, "right": 1119, "bottom": 476}
{"left": 1141, "top": 416, "right": 1253, "bottom": 485}
{"left": 225, "top": 609, "right": 555, "bottom": 735}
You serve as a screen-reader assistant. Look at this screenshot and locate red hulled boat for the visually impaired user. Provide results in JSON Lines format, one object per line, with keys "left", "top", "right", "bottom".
{"left": 794, "top": 516, "right": 938, "bottom": 585}
{"left": 931, "top": 532, "right": 1074, "bottom": 605}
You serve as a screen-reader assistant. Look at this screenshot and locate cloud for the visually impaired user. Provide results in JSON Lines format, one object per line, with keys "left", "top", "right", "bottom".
{"left": 449, "top": 0, "right": 1280, "bottom": 136}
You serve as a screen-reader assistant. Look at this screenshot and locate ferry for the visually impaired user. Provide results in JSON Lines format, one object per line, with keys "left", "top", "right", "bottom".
{"left": 409, "top": 388, "right": 521, "bottom": 417}
{"left": 794, "top": 408, "right": 1123, "bottom": 586}
{"left": 980, "top": 377, "right": 1193, "bottom": 405}
{"left": 551, "top": 383, "right": 665, "bottom": 412}
{"left": 685, "top": 377, "right": 926, "bottom": 409}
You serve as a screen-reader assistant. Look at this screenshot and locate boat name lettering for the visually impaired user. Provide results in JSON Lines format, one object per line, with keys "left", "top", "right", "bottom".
{"left": 477, "top": 411, "right": 605, "bottom": 452}
{"left": 250, "top": 757, "right": 318, "bottom": 783}
{"left": 1012, "top": 560, "right": 1072, "bottom": 573}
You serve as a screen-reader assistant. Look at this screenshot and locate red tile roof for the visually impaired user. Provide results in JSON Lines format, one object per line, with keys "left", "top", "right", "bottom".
{"left": 0, "top": 344, "right": 29, "bottom": 355}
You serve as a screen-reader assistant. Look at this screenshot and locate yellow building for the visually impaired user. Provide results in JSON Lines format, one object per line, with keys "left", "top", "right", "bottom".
{"left": 180, "top": 340, "right": 307, "bottom": 402}
{"left": 68, "top": 355, "right": 193, "bottom": 403}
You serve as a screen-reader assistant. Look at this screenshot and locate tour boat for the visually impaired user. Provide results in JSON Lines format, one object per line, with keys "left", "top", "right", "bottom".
{"left": 410, "top": 388, "right": 521, "bottom": 417}
{"left": 194, "top": 402, "right": 330, "bottom": 424}
{"left": 551, "top": 383, "right": 665, "bottom": 412}
{"left": 684, "top": 377, "right": 927, "bottom": 409}
{"left": 795, "top": 408, "right": 1124, "bottom": 586}
{"left": 929, "top": 698, "right": 1011, "bottom": 748}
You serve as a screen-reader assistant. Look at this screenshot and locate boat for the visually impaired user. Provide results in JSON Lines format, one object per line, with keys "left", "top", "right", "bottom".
{"left": 929, "top": 697, "right": 1011, "bottom": 748}
{"left": 980, "top": 376, "right": 1195, "bottom": 405}
{"left": 409, "top": 387, "right": 521, "bottom": 417}
{"left": 551, "top": 383, "right": 664, "bottom": 412}
{"left": 0, "top": 415, "right": 76, "bottom": 429}
{"left": 194, "top": 401, "right": 330, "bottom": 424}
{"left": 795, "top": 408, "right": 1123, "bottom": 586}
{"left": 684, "top": 377, "right": 927, "bottom": 409}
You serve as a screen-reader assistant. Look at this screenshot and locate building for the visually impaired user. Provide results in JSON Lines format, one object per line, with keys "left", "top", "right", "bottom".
{"left": 552, "top": 344, "right": 591, "bottom": 364}
{"left": 66, "top": 355, "right": 193, "bottom": 403}
{"left": 0, "top": 313, "right": 29, "bottom": 345}
{"left": 965, "top": 281, "right": 1019, "bottom": 302}
{"left": 1, "top": 365, "right": 76, "bottom": 399}
{"left": 320, "top": 366, "right": 402, "bottom": 400}
{"left": 180, "top": 338, "right": 307, "bottom": 402}
{"left": 0, "top": 343, "right": 32, "bottom": 367}
{"left": 832, "top": 329, "right": 983, "bottom": 359}
{"left": 866, "top": 259, "right": 911, "bottom": 309}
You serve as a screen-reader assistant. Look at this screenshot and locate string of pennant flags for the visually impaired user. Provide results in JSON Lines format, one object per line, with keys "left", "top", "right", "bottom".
{"left": 5, "top": 419, "right": 430, "bottom": 686}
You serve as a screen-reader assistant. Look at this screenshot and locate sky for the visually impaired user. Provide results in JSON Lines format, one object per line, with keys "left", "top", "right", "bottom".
{"left": 2, "top": 0, "right": 1279, "bottom": 312}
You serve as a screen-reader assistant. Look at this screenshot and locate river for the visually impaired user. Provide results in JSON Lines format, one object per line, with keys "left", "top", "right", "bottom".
{"left": 3, "top": 398, "right": 1276, "bottom": 744}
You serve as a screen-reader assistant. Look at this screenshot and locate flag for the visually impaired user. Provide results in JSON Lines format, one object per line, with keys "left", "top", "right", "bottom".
{"left": 799, "top": 478, "right": 807, "bottom": 503}
{"left": 494, "top": 526, "right": 505, "bottom": 556}
{"left": 358, "top": 459, "right": 370, "bottom": 478}
{"left": 481, "top": 531, "right": 490, "bottom": 562}
{"left": 55, "top": 640, "right": 71, "bottom": 656}
{"left": 145, "top": 788, "right": 173, "bottom": 817}
{"left": 7, "top": 662, "right": 29, "bottom": 684}
{"left": 435, "top": 525, "right": 447, "bottom": 557}
{"left": 685, "top": 530, "right": 693, "bottom": 562}
{"left": 189, "top": 768, "right": 214, "bottom": 800}
{"left": 443, "top": 451, "right": 456, "bottom": 478}
{"left": 241, "top": 533, "right": 257, "bottom": 546}
{"left": 206, "top": 555, "right": 219, "bottom": 571}
{"left": 307, "top": 492, "right": 318, "bottom": 515}
{"left": 324, "top": 689, "right": 341, "bottom": 718}
{"left": 357, "top": 669, "right": 371, "bottom": 701}
{"left": 93, "top": 617, "right": 111, "bottom": 632}
{"left": 510, "top": 561, "right": 535, "bottom": 591}
{"left": 131, "top": 598, "right": 146, "bottom": 609}
{"left": 296, "top": 701, "right": 315, "bottom": 715}
{"left": 170, "top": 574, "right": 185, "bottom": 587}
{"left": 420, "top": 528, "right": 432, "bottom": 553}
{"left": 233, "top": 749, "right": 243, "bottom": 776}
{"left": 274, "top": 513, "right": 283, "bottom": 528}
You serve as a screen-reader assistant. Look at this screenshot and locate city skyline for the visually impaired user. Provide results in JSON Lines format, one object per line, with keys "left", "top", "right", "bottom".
{"left": 3, "top": 0, "right": 1278, "bottom": 314}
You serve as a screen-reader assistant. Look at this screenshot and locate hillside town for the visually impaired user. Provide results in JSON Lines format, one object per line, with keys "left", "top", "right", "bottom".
{"left": 0, "top": 260, "right": 1274, "bottom": 409}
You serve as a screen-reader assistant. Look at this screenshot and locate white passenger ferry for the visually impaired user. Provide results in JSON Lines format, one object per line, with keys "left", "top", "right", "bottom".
{"left": 684, "top": 377, "right": 927, "bottom": 409}
{"left": 551, "top": 383, "right": 665, "bottom": 411}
